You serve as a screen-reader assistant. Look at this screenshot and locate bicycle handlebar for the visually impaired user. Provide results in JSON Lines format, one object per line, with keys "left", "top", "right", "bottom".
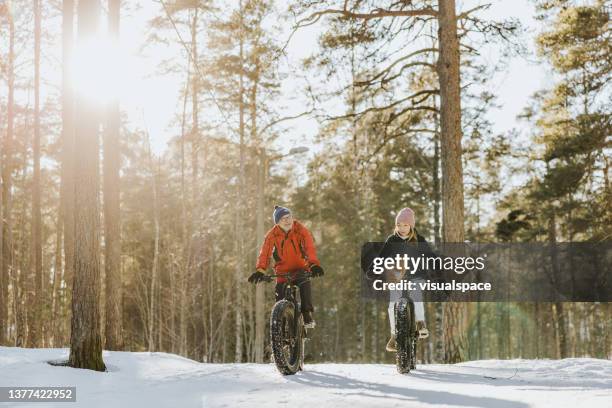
{"left": 262, "top": 271, "right": 312, "bottom": 283}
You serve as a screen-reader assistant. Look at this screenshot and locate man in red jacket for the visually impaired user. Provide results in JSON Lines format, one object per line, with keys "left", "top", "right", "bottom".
{"left": 248, "top": 206, "right": 324, "bottom": 328}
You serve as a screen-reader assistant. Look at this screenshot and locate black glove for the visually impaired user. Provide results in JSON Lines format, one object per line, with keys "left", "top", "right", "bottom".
{"left": 248, "top": 271, "right": 265, "bottom": 284}
{"left": 310, "top": 265, "right": 324, "bottom": 278}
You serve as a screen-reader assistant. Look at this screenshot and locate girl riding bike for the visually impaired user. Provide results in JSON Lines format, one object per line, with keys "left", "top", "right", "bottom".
{"left": 379, "top": 207, "right": 436, "bottom": 352}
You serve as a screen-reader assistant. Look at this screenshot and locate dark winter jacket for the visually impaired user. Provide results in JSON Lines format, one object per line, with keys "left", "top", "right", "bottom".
{"left": 374, "top": 229, "right": 440, "bottom": 281}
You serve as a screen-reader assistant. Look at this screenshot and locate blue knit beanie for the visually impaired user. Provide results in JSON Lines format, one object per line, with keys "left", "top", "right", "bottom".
{"left": 273, "top": 205, "right": 291, "bottom": 224}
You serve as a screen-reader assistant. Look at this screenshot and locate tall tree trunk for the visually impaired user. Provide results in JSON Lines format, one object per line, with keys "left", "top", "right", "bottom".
{"left": 104, "top": 0, "right": 123, "bottom": 351}
{"left": 169, "top": 247, "right": 176, "bottom": 354}
{"left": 60, "top": 0, "right": 75, "bottom": 326}
{"left": 179, "top": 72, "right": 189, "bottom": 357}
{"left": 433, "top": 99, "right": 442, "bottom": 246}
{"left": 0, "top": 111, "right": 3, "bottom": 346}
{"left": 1, "top": 0, "right": 16, "bottom": 347}
{"left": 68, "top": 0, "right": 105, "bottom": 372}
{"left": 251, "top": 72, "right": 265, "bottom": 363}
{"left": 476, "top": 301, "right": 482, "bottom": 359}
{"left": 437, "top": 0, "right": 464, "bottom": 244}
{"left": 432, "top": 96, "right": 445, "bottom": 362}
{"left": 206, "top": 244, "right": 217, "bottom": 361}
{"left": 437, "top": 0, "right": 467, "bottom": 363}
{"left": 554, "top": 302, "right": 568, "bottom": 357}
{"left": 157, "top": 260, "right": 163, "bottom": 351}
{"left": 255, "top": 154, "right": 265, "bottom": 363}
{"left": 235, "top": 0, "right": 245, "bottom": 363}
{"left": 13, "top": 168, "right": 28, "bottom": 347}
{"left": 28, "top": 0, "right": 43, "bottom": 348}
{"left": 189, "top": 7, "right": 205, "bottom": 361}
{"left": 534, "top": 302, "right": 540, "bottom": 358}
{"left": 51, "top": 210, "right": 63, "bottom": 346}
{"left": 14, "top": 200, "right": 27, "bottom": 347}
{"left": 14, "top": 155, "right": 30, "bottom": 347}
{"left": 148, "top": 151, "right": 160, "bottom": 353}
{"left": 190, "top": 9, "right": 199, "bottom": 193}
{"left": 497, "top": 303, "right": 505, "bottom": 358}
{"left": 548, "top": 211, "right": 568, "bottom": 358}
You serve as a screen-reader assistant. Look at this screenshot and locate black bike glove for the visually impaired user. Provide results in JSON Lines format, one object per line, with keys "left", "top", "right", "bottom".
{"left": 310, "top": 265, "right": 324, "bottom": 278}
{"left": 248, "top": 271, "right": 265, "bottom": 284}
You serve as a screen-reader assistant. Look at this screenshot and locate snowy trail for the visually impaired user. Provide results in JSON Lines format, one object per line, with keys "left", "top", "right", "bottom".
{"left": 1, "top": 347, "right": 610, "bottom": 408}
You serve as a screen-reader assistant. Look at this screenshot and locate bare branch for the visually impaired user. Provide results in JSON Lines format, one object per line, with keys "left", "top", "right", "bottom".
{"left": 368, "top": 127, "right": 436, "bottom": 160}
{"left": 370, "top": 62, "right": 437, "bottom": 90}
{"left": 257, "top": 108, "right": 315, "bottom": 138}
{"left": 391, "top": 104, "right": 439, "bottom": 120}
{"left": 354, "top": 47, "right": 437, "bottom": 86}
{"left": 457, "top": 4, "right": 491, "bottom": 20}
{"left": 330, "top": 100, "right": 438, "bottom": 122}
{"left": 295, "top": 5, "right": 438, "bottom": 30}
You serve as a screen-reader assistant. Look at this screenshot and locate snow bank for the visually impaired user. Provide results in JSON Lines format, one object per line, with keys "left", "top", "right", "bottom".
{"left": 1, "top": 347, "right": 610, "bottom": 407}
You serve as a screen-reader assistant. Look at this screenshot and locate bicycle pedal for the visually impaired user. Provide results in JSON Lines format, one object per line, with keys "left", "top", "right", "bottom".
{"left": 416, "top": 328, "right": 429, "bottom": 339}
{"left": 304, "top": 321, "right": 316, "bottom": 329}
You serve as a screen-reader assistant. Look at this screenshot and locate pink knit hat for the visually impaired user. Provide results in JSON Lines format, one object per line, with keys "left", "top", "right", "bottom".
{"left": 395, "top": 207, "right": 415, "bottom": 228}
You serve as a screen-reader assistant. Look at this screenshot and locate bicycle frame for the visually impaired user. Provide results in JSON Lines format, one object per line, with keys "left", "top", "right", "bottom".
{"left": 265, "top": 271, "right": 311, "bottom": 332}
{"left": 266, "top": 271, "right": 311, "bottom": 374}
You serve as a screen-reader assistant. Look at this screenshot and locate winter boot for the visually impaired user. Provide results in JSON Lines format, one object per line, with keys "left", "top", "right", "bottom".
{"left": 303, "top": 311, "right": 316, "bottom": 329}
{"left": 386, "top": 334, "right": 397, "bottom": 352}
{"left": 416, "top": 321, "right": 429, "bottom": 339}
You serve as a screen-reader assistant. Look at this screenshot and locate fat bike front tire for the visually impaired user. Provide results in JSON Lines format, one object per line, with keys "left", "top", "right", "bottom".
{"left": 410, "top": 337, "right": 417, "bottom": 370}
{"left": 395, "top": 298, "right": 414, "bottom": 374}
{"left": 270, "top": 300, "right": 303, "bottom": 375}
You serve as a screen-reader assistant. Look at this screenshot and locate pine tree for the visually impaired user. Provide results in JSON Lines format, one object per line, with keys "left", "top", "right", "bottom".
{"left": 1, "top": 0, "right": 16, "bottom": 347}
{"left": 28, "top": 0, "right": 43, "bottom": 349}
{"left": 59, "top": 0, "right": 76, "bottom": 347}
{"left": 104, "top": 0, "right": 124, "bottom": 352}
{"left": 68, "top": 0, "right": 105, "bottom": 372}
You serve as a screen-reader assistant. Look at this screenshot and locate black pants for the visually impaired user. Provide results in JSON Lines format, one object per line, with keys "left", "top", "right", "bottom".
{"left": 275, "top": 277, "right": 313, "bottom": 313}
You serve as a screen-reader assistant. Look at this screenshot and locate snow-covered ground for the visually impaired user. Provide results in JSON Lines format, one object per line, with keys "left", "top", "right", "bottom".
{"left": 1, "top": 347, "right": 610, "bottom": 407}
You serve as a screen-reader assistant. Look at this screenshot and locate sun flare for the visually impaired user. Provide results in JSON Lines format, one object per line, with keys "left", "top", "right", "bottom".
{"left": 70, "top": 31, "right": 123, "bottom": 104}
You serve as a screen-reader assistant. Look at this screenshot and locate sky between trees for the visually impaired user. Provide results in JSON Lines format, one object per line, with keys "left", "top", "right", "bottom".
{"left": 9, "top": 0, "right": 549, "bottom": 157}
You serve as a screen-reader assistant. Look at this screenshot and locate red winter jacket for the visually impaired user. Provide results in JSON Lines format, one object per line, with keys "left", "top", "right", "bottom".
{"left": 256, "top": 220, "right": 320, "bottom": 283}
